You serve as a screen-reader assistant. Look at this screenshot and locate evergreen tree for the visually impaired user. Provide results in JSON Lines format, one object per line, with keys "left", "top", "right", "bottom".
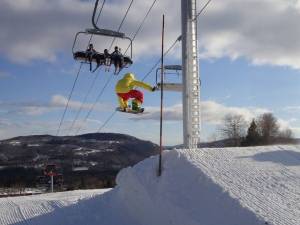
{"left": 243, "top": 119, "right": 261, "bottom": 146}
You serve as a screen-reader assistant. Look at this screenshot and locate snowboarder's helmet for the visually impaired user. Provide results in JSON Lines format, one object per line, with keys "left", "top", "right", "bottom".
{"left": 124, "top": 73, "right": 135, "bottom": 80}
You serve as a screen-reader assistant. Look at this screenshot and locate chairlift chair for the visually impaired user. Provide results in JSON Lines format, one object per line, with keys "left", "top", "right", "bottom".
{"left": 72, "top": 0, "right": 133, "bottom": 74}
{"left": 156, "top": 65, "right": 183, "bottom": 92}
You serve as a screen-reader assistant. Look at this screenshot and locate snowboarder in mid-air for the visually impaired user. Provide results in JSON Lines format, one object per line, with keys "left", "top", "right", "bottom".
{"left": 115, "top": 73, "right": 156, "bottom": 113}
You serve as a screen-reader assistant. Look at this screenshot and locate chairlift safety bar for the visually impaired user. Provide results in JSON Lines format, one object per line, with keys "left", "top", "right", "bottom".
{"left": 155, "top": 65, "right": 182, "bottom": 84}
{"left": 72, "top": 29, "right": 133, "bottom": 59}
{"left": 164, "top": 65, "right": 182, "bottom": 70}
{"left": 156, "top": 83, "right": 183, "bottom": 92}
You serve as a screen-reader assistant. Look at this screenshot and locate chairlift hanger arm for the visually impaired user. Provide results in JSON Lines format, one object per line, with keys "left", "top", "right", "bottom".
{"left": 92, "top": 0, "right": 103, "bottom": 32}
{"left": 91, "top": 0, "right": 133, "bottom": 58}
{"left": 91, "top": 0, "right": 130, "bottom": 40}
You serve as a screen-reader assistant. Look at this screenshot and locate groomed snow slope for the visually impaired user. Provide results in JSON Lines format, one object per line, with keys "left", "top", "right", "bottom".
{"left": 0, "top": 145, "right": 299, "bottom": 225}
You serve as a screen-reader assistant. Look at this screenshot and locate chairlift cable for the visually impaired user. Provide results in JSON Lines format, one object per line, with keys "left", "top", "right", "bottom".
{"left": 80, "top": 0, "right": 159, "bottom": 134}
{"left": 95, "top": 0, "right": 213, "bottom": 133}
{"left": 75, "top": 73, "right": 115, "bottom": 135}
{"left": 124, "top": 0, "right": 158, "bottom": 55}
{"left": 141, "top": 36, "right": 180, "bottom": 81}
{"left": 72, "top": 0, "right": 135, "bottom": 135}
{"left": 56, "top": 0, "right": 106, "bottom": 136}
{"left": 97, "top": 37, "right": 179, "bottom": 132}
{"left": 56, "top": 63, "right": 83, "bottom": 136}
{"left": 97, "top": 111, "right": 117, "bottom": 132}
{"left": 88, "top": 0, "right": 106, "bottom": 45}
{"left": 68, "top": 69, "right": 102, "bottom": 135}
{"left": 194, "top": 0, "right": 212, "bottom": 21}
{"left": 142, "top": 0, "right": 212, "bottom": 81}
{"left": 108, "top": 0, "right": 134, "bottom": 51}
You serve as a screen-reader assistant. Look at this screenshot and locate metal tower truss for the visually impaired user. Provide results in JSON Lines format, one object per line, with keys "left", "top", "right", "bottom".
{"left": 181, "top": 0, "right": 201, "bottom": 148}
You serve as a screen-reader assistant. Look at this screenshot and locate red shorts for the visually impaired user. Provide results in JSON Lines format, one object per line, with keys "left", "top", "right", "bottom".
{"left": 117, "top": 90, "right": 144, "bottom": 103}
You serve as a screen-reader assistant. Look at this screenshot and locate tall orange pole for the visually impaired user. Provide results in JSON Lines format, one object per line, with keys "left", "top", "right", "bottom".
{"left": 158, "top": 15, "right": 165, "bottom": 176}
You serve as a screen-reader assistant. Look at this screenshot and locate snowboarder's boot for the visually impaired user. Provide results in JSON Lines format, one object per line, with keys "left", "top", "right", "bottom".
{"left": 131, "top": 100, "right": 144, "bottom": 113}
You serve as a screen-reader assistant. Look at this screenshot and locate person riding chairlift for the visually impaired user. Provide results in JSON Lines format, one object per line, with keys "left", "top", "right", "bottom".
{"left": 86, "top": 43, "right": 99, "bottom": 71}
{"left": 103, "top": 49, "right": 111, "bottom": 72}
{"left": 111, "top": 46, "right": 124, "bottom": 74}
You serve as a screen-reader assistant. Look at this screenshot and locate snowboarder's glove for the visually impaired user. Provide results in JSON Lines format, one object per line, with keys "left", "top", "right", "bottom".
{"left": 152, "top": 86, "right": 157, "bottom": 92}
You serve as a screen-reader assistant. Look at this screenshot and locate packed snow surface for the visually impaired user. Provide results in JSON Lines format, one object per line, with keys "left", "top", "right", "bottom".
{"left": 0, "top": 145, "right": 299, "bottom": 225}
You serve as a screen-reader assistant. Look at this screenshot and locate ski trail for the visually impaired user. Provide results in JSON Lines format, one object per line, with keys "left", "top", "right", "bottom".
{"left": 0, "top": 189, "right": 109, "bottom": 225}
{"left": 183, "top": 146, "right": 300, "bottom": 225}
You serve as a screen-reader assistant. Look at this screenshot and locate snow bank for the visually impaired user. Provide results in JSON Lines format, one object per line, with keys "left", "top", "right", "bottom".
{"left": 115, "top": 146, "right": 300, "bottom": 225}
{"left": 0, "top": 145, "right": 299, "bottom": 225}
{"left": 116, "top": 151, "right": 256, "bottom": 225}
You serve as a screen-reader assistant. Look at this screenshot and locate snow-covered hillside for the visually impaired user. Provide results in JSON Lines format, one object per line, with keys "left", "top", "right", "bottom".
{"left": 0, "top": 145, "right": 299, "bottom": 225}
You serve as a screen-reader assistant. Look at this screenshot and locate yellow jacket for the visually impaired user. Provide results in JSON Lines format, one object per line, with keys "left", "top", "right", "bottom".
{"left": 115, "top": 73, "right": 153, "bottom": 93}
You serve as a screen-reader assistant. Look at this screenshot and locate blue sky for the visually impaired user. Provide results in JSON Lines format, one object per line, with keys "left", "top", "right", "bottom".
{"left": 1, "top": 0, "right": 300, "bottom": 145}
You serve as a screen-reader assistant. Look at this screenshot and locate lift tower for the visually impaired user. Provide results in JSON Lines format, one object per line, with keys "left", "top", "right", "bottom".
{"left": 181, "top": 0, "right": 201, "bottom": 148}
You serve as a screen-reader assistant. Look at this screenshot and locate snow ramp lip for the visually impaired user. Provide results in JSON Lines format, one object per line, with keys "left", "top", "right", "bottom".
{"left": 115, "top": 148, "right": 274, "bottom": 225}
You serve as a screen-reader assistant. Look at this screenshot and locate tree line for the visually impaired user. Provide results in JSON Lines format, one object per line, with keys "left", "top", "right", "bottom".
{"left": 219, "top": 113, "right": 296, "bottom": 147}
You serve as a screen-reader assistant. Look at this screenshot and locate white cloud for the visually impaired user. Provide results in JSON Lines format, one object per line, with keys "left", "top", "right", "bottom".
{"left": 0, "top": 119, "right": 52, "bottom": 140}
{"left": 50, "top": 94, "right": 113, "bottom": 111}
{"left": 199, "top": 0, "right": 300, "bottom": 69}
{"left": 1, "top": 0, "right": 300, "bottom": 69}
{"left": 0, "top": 116, "right": 103, "bottom": 140}
{"left": 290, "top": 126, "right": 300, "bottom": 136}
{"left": 0, "top": 0, "right": 173, "bottom": 63}
{"left": 22, "top": 106, "right": 52, "bottom": 116}
{"left": 0, "top": 102, "right": 51, "bottom": 116}
{"left": 86, "top": 118, "right": 103, "bottom": 125}
{"left": 133, "top": 101, "right": 300, "bottom": 139}
{"left": 0, "top": 94, "right": 112, "bottom": 116}
{"left": 283, "top": 106, "right": 300, "bottom": 112}
{"left": 137, "top": 101, "right": 270, "bottom": 125}
{"left": 0, "top": 119, "right": 14, "bottom": 128}
{"left": 50, "top": 95, "right": 93, "bottom": 110}
{"left": 133, "top": 104, "right": 182, "bottom": 121}
{"left": 0, "top": 0, "right": 91, "bottom": 63}
{"left": 277, "top": 118, "right": 300, "bottom": 137}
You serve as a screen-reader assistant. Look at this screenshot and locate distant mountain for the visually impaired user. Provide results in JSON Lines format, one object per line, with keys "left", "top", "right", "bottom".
{"left": 0, "top": 133, "right": 159, "bottom": 189}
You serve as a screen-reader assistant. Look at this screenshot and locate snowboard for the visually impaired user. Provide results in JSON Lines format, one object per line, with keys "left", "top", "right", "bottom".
{"left": 116, "top": 107, "right": 145, "bottom": 114}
